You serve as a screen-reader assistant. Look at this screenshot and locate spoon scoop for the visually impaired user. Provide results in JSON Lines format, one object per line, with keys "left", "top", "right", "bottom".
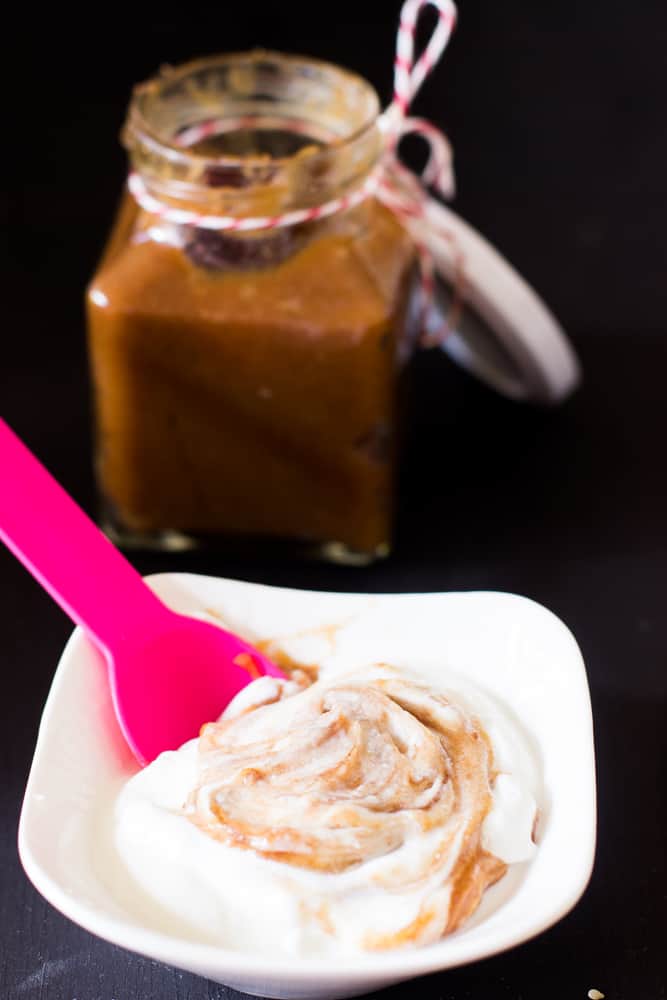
{"left": 0, "top": 419, "right": 285, "bottom": 765}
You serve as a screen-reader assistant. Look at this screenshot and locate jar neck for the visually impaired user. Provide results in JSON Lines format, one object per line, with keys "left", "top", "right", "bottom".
{"left": 123, "top": 51, "right": 383, "bottom": 219}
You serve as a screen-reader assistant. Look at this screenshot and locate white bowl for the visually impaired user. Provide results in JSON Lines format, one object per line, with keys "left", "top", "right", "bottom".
{"left": 18, "top": 575, "right": 596, "bottom": 1000}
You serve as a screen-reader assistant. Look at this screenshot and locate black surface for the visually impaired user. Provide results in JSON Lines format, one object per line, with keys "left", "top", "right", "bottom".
{"left": 2, "top": 1, "right": 667, "bottom": 998}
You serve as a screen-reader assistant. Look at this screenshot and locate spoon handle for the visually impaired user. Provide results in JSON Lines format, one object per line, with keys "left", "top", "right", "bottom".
{"left": 0, "top": 419, "right": 165, "bottom": 655}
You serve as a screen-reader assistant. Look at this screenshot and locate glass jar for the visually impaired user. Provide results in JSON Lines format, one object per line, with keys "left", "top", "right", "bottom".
{"left": 87, "top": 51, "right": 418, "bottom": 563}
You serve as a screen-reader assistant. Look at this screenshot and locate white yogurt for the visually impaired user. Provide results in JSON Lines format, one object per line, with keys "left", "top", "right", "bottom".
{"left": 112, "top": 658, "right": 538, "bottom": 957}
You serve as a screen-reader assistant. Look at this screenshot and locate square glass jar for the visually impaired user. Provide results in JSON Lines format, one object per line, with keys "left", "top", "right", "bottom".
{"left": 87, "top": 52, "right": 418, "bottom": 562}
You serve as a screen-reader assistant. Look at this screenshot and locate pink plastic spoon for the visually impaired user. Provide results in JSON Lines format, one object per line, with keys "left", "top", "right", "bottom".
{"left": 0, "top": 418, "right": 285, "bottom": 765}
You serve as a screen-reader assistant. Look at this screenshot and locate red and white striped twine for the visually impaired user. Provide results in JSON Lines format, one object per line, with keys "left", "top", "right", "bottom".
{"left": 128, "top": 0, "right": 460, "bottom": 344}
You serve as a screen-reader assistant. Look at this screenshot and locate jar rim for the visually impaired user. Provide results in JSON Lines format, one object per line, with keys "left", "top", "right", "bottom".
{"left": 124, "top": 49, "right": 382, "bottom": 176}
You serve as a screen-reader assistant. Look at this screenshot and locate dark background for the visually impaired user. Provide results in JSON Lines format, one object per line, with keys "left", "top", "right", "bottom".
{"left": 2, "top": 1, "right": 666, "bottom": 997}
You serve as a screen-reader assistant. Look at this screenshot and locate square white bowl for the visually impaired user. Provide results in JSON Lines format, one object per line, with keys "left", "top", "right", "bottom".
{"left": 18, "top": 575, "right": 596, "bottom": 1000}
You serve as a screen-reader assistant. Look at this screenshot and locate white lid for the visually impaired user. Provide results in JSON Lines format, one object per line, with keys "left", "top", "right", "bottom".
{"left": 408, "top": 201, "right": 581, "bottom": 404}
